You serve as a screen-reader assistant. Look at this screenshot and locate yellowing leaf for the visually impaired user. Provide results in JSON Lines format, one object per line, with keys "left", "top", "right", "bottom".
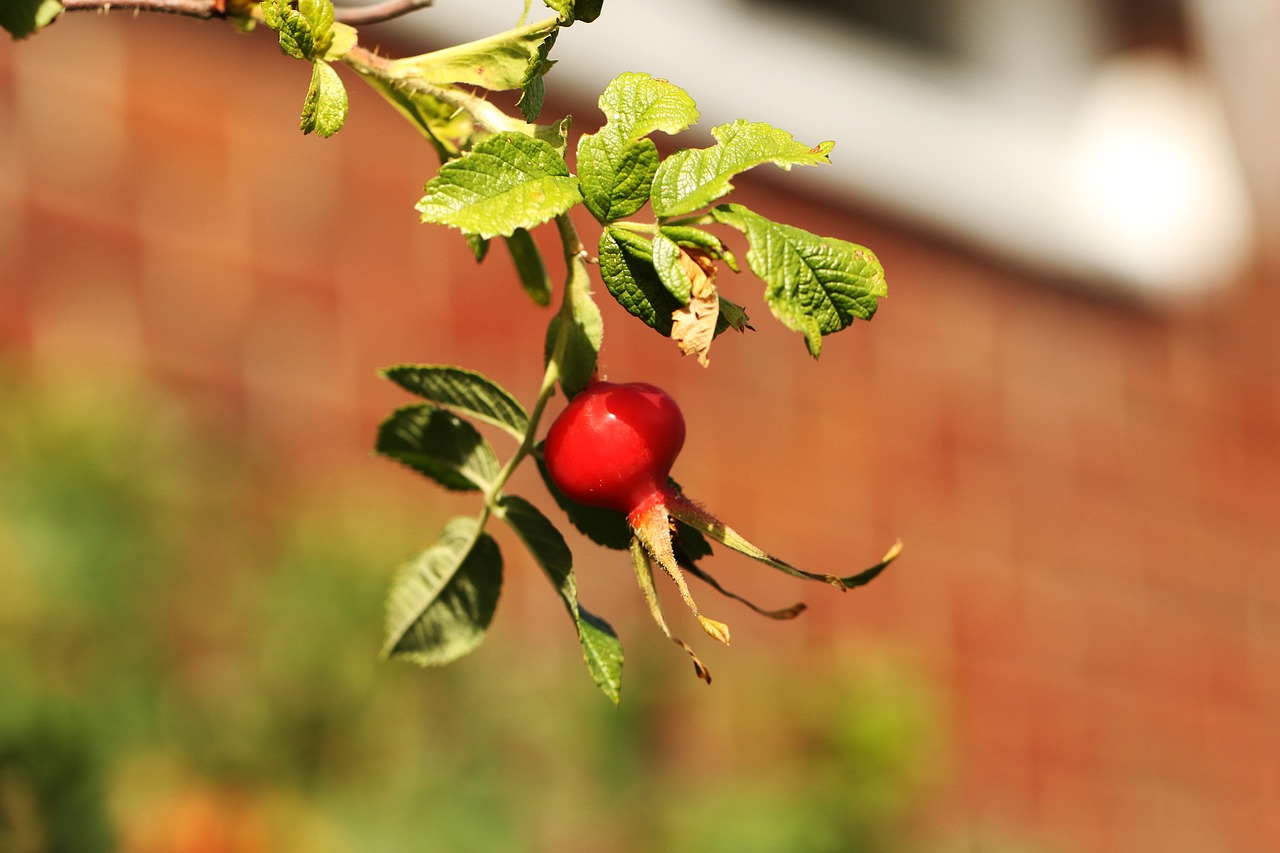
{"left": 386, "top": 17, "right": 559, "bottom": 91}
{"left": 300, "top": 60, "right": 348, "bottom": 138}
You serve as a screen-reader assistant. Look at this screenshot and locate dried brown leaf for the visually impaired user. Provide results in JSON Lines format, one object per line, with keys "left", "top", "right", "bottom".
{"left": 670, "top": 248, "right": 720, "bottom": 366}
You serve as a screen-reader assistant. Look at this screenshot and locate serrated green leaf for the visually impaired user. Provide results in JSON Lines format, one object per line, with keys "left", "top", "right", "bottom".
{"left": 300, "top": 60, "right": 348, "bottom": 138}
{"left": 504, "top": 228, "right": 552, "bottom": 306}
{"left": 715, "top": 296, "right": 752, "bottom": 337}
{"left": 1, "top": 0, "right": 61, "bottom": 39}
{"left": 517, "top": 24, "right": 557, "bottom": 121}
{"left": 651, "top": 120, "right": 833, "bottom": 218}
{"left": 383, "top": 517, "right": 503, "bottom": 665}
{"left": 598, "top": 227, "right": 680, "bottom": 336}
{"left": 299, "top": 0, "right": 334, "bottom": 55}
{"left": 577, "top": 132, "right": 658, "bottom": 223}
{"left": 712, "top": 203, "right": 886, "bottom": 357}
{"left": 375, "top": 403, "right": 501, "bottom": 491}
{"left": 535, "top": 449, "right": 632, "bottom": 549}
{"left": 596, "top": 71, "right": 699, "bottom": 142}
{"left": 498, "top": 494, "right": 623, "bottom": 703}
{"left": 576, "top": 73, "right": 695, "bottom": 223}
{"left": 387, "top": 17, "right": 559, "bottom": 92}
{"left": 380, "top": 365, "right": 530, "bottom": 439}
{"left": 266, "top": 0, "right": 315, "bottom": 61}
{"left": 518, "top": 75, "right": 546, "bottom": 123}
{"left": 278, "top": 26, "right": 313, "bottom": 62}
{"left": 259, "top": 0, "right": 288, "bottom": 31}
{"left": 416, "top": 132, "right": 581, "bottom": 239}
{"left": 576, "top": 607, "right": 622, "bottom": 701}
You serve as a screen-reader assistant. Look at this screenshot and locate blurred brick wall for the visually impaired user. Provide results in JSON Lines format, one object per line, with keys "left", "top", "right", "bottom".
{"left": 4, "top": 13, "right": 1280, "bottom": 853}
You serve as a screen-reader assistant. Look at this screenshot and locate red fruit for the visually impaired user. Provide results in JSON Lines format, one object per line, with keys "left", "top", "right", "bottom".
{"left": 544, "top": 378, "right": 731, "bottom": 662}
{"left": 543, "top": 379, "right": 686, "bottom": 520}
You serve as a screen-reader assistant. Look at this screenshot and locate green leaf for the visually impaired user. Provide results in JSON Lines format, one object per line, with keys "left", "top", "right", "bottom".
{"left": 517, "top": 24, "right": 557, "bottom": 121}
{"left": 573, "top": 0, "right": 604, "bottom": 22}
{"left": 576, "top": 73, "right": 696, "bottom": 223}
{"left": 263, "top": 0, "right": 316, "bottom": 61}
{"left": 466, "top": 233, "right": 490, "bottom": 262}
{"left": 298, "top": 0, "right": 334, "bottom": 56}
{"left": 660, "top": 225, "right": 738, "bottom": 271}
{"left": 504, "top": 228, "right": 552, "bottom": 306}
{"left": 651, "top": 120, "right": 833, "bottom": 218}
{"left": 712, "top": 203, "right": 886, "bottom": 357}
{"left": 545, "top": 248, "right": 602, "bottom": 398}
{"left": 375, "top": 403, "right": 501, "bottom": 491}
{"left": 300, "top": 60, "right": 348, "bottom": 138}
{"left": 595, "top": 72, "right": 699, "bottom": 142}
{"left": 715, "top": 296, "right": 752, "bottom": 337}
{"left": 380, "top": 366, "right": 530, "bottom": 440}
{"left": 383, "top": 517, "right": 503, "bottom": 665}
{"left": 598, "top": 226, "right": 680, "bottom": 336}
{"left": 542, "top": 0, "right": 602, "bottom": 24}
{"left": 259, "top": 0, "right": 285, "bottom": 27}
{"left": 577, "top": 133, "right": 658, "bottom": 223}
{"left": 576, "top": 607, "right": 623, "bottom": 699}
{"left": 498, "top": 495, "right": 623, "bottom": 703}
{"left": 518, "top": 75, "right": 547, "bottom": 123}
{"left": 650, "top": 230, "right": 692, "bottom": 303}
{"left": 387, "top": 17, "right": 559, "bottom": 92}
{"left": 1, "top": 0, "right": 61, "bottom": 39}
{"left": 535, "top": 449, "right": 632, "bottom": 550}
{"left": 416, "top": 132, "right": 581, "bottom": 239}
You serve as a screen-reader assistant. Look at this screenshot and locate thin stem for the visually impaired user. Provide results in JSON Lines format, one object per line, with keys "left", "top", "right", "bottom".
{"left": 334, "top": 0, "right": 433, "bottom": 26}
{"left": 61, "top": 0, "right": 224, "bottom": 18}
{"left": 482, "top": 213, "right": 587, "bottom": 513}
{"left": 663, "top": 214, "right": 717, "bottom": 228}
{"left": 60, "top": 0, "right": 435, "bottom": 24}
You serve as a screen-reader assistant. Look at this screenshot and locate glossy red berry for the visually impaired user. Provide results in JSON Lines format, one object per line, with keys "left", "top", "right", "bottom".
{"left": 543, "top": 379, "right": 685, "bottom": 519}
